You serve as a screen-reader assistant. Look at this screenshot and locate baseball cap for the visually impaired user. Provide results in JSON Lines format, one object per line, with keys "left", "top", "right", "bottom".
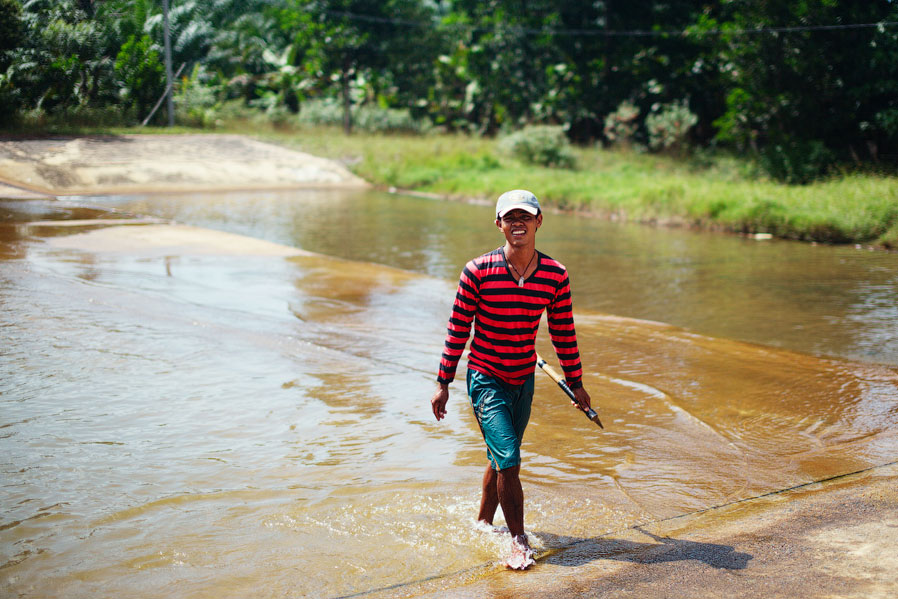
{"left": 496, "top": 189, "right": 541, "bottom": 219}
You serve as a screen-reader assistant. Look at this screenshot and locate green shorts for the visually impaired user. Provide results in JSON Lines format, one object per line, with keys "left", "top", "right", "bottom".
{"left": 467, "top": 369, "right": 534, "bottom": 471}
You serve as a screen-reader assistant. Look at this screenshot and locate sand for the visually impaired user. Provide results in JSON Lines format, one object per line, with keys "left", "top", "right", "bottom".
{"left": 0, "top": 134, "right": 368, "bottom": 195}
{"left": 38, "top": 222, "right": 312, "bottom": 257}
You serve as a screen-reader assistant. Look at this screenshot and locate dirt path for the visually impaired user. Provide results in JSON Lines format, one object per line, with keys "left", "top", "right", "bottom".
{"left": 0, "top": 134, "right": 368, "bottom": 195}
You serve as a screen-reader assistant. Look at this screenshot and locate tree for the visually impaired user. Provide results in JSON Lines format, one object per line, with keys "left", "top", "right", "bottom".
{"left": 0, "top": 0, "right": 25, "bottom": 67}
{"left": 3, "top": 0, "right": 118, "bottom": 113}
{"left": 278, "top": 0, "right": 438, "bottom": 133}
{"left": 434, "top": 0, "right": 564, "bottom": 134}
{"left": 114, "top": 33, "right": 165, "bottom": 118}
{"left": 713, "top": 0, "right": 898, "bottom": 166}
{"left": 435, "top": 1, "right": 727, "bottom": 142}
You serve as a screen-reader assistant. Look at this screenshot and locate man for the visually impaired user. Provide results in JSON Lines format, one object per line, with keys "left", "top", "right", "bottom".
{"left": 430, "top": 189, "right": 592, "bottom": 570}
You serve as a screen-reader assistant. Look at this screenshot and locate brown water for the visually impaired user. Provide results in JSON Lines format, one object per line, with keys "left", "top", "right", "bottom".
{"left": 1, "top": 190, "right": 897, "bottom": 598}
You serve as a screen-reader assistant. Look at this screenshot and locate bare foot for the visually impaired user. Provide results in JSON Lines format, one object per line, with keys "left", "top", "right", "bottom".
{"left": 503, "top": 534, "right": 535, "bottom": 570}
{"left": 474, "top": 519, "right": 509, "bottom": 534}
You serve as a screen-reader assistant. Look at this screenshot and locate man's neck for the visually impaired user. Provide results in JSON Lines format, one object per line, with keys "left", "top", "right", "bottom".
{"left": 504, "top": 243, "right": 537, "bottom": 268}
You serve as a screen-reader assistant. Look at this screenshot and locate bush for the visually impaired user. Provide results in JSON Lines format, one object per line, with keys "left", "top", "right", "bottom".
{"left": 114, "top": 34, "right": 165, "bottom": 120}
{"left": 646, "top": 100, "right": 698, "bottom": 154}
{"left": 297, "top": 98, "right": 343, "bottom": 126}
{"left": 355, "top": 105, "right": 430, "bottom": 134}
{"left": 211, "top": 99, "right": 257, "bottom": 124}
{"left": 759, "top": 139, "right": 835, "bottom": 185}
{"left": 499, "top": 125, "right": 576, "bottom": 168}
{"left": 297, "top": 98, "right": 429, "bottom": 133}
{"left": 249, "top": 91, "right": 294, "bottom": 130}
{"left": 879, "top": 222, "right": 898, "bottom": 249}
{"left": 603, "top": 101, "right": 640, "bottom": 147}
{"left": 10, "top": 104, "right": 133, "bottom": 129}
{"left": 174, "top": 67, "right": 221, "bottom": 128}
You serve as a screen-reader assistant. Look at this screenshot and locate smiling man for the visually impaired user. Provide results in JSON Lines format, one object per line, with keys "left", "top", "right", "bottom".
{"left": 430, "top": 189, "right": 592, "bottom": 569}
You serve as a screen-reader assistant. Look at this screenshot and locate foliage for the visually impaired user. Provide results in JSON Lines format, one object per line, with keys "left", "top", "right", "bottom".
{"left": 174, "top": 65, "right": 221, "bottom": 128}
{"left": 0, "top": 0, "right": 24, "bottom": 123}
{"left": 880, "top": 223, "right": 898, "bottom": 250}
{"left": 646, "top": 100, "right": 698, "bottom": 154}
{"left": 422, "top": 40, "right": 479, "bottom": 132}
{"left": 603, "top": 101, "right": 640, "bottom": 147}
{"left": 354, "top": 105, "right": 429, "bottom": 134}
{"left": 297, "top": 97, "right": 428, "bottom": 133}
{"left": 4, "top": 1, "right": 113, "bottom": 113}
{"left": 499, "top": 125, "right": 576, "bottom": 169}
{"left": 551, "top": 0, "right": 724, "bottom": 143}
{"left": 430, "top": 1, "right": 564, "bottom": 135}
{"left": 114, "top": 34, "right": 165, "bottom": 120}
{"left": 711, "top": 0, "right": 898, "bottom": 166}
{"left": 0, "top": 0, "right": 24, "bottom": 68}
{"left": 275, "top": 0, "right": 440, "bottom": 133}
{"left": 295, "top": 98, "right": 343, "bottom": 126}
{"left": 758, "top": 138, "right": 836, "bottom": 185}
{"left": 1, "top": 0, "right": 897, "bottom": 175}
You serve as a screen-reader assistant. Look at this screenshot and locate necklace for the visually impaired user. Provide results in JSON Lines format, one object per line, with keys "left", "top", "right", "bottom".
{"left": 507, "top": 250, "right": 536, "bottom": 287}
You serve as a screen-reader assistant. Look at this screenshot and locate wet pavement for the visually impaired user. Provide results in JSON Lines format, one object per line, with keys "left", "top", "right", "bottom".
{"left": 396, "top": 464, "right": 898, "bottom": 598}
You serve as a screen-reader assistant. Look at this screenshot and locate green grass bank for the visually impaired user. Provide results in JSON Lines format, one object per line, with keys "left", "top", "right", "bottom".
{"left": 255, "top": 127, "right": 898, "bottom": 249}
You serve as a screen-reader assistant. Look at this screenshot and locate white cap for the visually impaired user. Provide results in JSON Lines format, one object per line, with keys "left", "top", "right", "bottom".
{"left": 496, "top": 189, "right": 541, "bottom": 218}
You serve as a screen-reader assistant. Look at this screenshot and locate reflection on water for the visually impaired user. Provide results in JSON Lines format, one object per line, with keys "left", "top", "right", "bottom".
{"left": 1, "top": 192, "right": 897, "bottom": 598}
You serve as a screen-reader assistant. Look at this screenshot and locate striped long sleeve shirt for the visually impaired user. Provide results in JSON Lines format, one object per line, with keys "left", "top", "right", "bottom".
{"left": 437, "top": 248, "right": 583, "bottom": 388}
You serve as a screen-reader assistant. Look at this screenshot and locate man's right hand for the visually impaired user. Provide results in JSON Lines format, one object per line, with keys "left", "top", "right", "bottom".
{"left": 431, "top": 385, "right": 449, "bottom": 421}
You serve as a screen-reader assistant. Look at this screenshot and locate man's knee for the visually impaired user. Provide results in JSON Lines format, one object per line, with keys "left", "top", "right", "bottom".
{"left": 497, "top": 465, "right": 521, "bottom": 478}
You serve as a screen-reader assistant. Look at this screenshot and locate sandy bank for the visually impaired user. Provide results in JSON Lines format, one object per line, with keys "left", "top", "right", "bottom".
{"left": 0, "top": 134, "right": 368, "bottom": 195}
{"left": 36, "top": 222, "right": 312, "bottom": 258}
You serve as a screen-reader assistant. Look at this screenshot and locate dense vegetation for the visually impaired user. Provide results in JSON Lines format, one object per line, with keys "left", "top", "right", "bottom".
{"left": 1, "top": 1, "right": 896, "bottom": 246}
{"left": 3, "top": 1, "right": 897, "bottom": 177}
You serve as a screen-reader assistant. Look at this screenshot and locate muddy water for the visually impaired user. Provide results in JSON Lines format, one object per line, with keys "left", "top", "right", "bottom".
{"left": 102, "top": 188, "right": 898, "bottom": 366}
{"left": 1, "top": 191, "right": 897, "bottom": 598}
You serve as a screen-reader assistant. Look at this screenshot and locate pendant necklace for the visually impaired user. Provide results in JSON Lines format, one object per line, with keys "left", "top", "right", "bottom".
{"left": 507, "top": 250, "right": 536, "bottom": 287}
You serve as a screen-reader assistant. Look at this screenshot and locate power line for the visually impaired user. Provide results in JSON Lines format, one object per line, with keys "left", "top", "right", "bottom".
{"left": 544, "top": 21, "right": 898, "bottom": 37}
{"left": 320, "top": 9, "right": 898, "bottom": 38}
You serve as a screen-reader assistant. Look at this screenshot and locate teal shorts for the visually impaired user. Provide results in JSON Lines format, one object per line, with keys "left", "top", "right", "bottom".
{"left": 467, "top": 369, "right": 534, "bottom": 471}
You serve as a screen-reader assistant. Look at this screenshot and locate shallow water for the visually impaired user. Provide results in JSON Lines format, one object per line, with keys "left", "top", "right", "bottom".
{"left": 97, "top": 188, "right": 898, "bottom": 366}
{"left": 1, "top": 190, "right": 897, "bottom": 598}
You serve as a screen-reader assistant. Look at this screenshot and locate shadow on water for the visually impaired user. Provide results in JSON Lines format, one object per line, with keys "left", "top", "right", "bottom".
{"left": 537, "top": 526, "right": 751, "bottom": 571}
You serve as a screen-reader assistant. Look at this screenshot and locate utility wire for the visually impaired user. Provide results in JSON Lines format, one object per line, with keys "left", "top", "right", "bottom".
{"left": 321, "top": 9, "right": 898, "bottom": 38}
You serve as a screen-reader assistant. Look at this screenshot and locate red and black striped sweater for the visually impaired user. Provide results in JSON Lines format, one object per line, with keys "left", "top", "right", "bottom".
{"left": 437, "top": 247, "right": 584, "bottom": 388}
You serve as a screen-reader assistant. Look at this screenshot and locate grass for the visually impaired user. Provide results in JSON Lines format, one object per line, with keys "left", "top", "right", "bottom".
{"left": 6, "top": 118, "right": 897, "bottom": 248}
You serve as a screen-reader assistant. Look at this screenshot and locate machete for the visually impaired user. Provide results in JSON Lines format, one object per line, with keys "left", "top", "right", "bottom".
{"left": 536, "top": 353, "right": 603, "bottom": 428}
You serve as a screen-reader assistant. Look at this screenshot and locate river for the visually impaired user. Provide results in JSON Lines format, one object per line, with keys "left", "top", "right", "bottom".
{"left": 2, "top": 188, "right": 897, "bottom": 598}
